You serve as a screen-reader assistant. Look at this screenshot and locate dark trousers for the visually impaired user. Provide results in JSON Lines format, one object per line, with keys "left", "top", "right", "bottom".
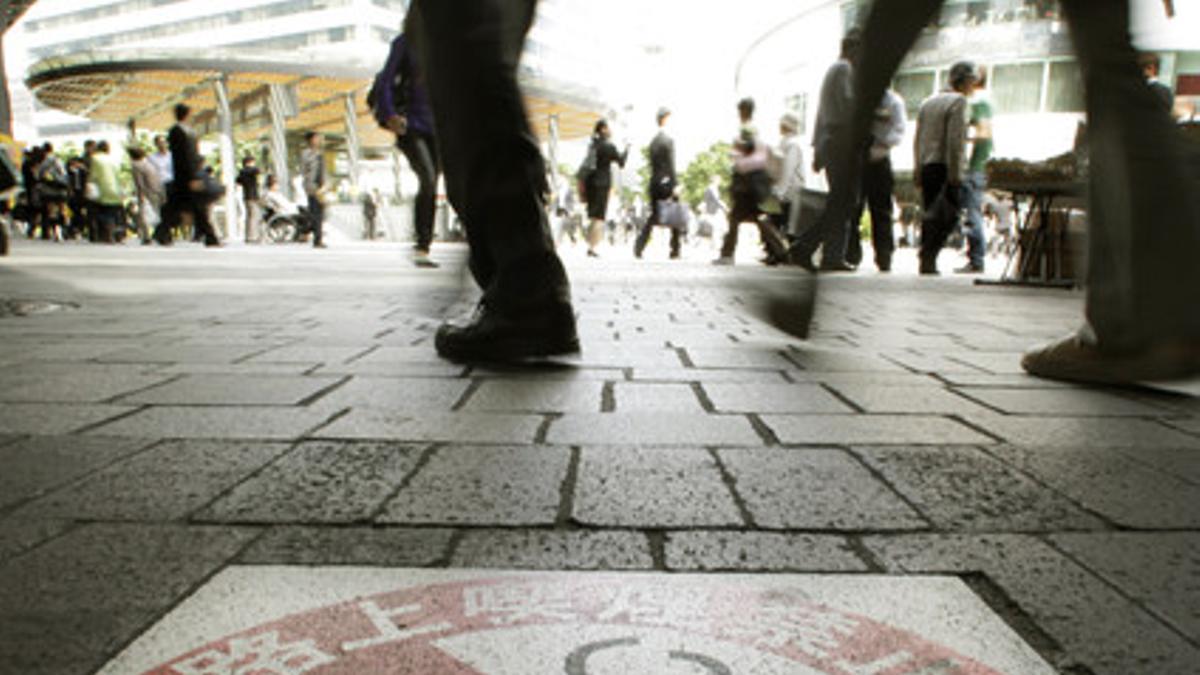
{"left": 94, "top": 204, "right": 122, "bottom": 243}
{"left": 720, "top": 174, "right": 787, "bottom": 260}
{"left": 398, "top": 130, "right": 440, "bottom": 251}
{"left": 831, "top": 0, "right": 1199, "bottom": 350}
{"left": 307, "top": 195, "right": 324, "bottom": 246}
{"left": 407, "top": 0, "right": 569, "bottom": 311}
{"left": 790, "top": 152, "right": 859, "bottom": 266}
{"left": 635, "top": 184, "right": 681, "bottom": 257}
{"left": 847, "top": 156, "right": 896, "bottom": 269}
{"left": 156, "top": 192, "right": 219, "bottom": 245}
{"left": 918, "top": 163, "right": 962, "bottom": 265}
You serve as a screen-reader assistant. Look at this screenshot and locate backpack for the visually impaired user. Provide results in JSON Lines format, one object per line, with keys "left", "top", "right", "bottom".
{"left": 366, "top": 37, "right": 412, "bottom": 131}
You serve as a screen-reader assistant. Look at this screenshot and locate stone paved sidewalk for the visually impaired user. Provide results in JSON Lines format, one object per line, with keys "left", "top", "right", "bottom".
{"left": 0, "top": 240, "right": 1197, "bottom": 674}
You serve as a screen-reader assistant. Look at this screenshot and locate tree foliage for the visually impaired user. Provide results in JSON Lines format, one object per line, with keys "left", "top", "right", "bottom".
{"left": 679, "top": 141, "right": 731, "bottom": 212}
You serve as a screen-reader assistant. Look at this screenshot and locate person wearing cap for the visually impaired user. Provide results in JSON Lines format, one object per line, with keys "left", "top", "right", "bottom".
{"left": 634, "top": 107, "right": 681, "bottom": 259}
{"left": 913, "top": 60, "right": 977, "bottom": 275}
{"left": 847, "top": 88, "right": 905, "bottom": 272}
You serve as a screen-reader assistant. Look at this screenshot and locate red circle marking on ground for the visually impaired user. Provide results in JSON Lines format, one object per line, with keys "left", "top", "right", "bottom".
{"left": 146, "top": 576, "right": 1007, "bottom": 674}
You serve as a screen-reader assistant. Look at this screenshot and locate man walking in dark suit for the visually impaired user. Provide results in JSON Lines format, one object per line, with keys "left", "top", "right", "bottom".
{"left": 156, "top": 103, "right": 220, "bottom": 247}
{"left": 405, "top": 0, "right": 578, "bottom": 362}
{"left": 634, "top": 107, "right": 681, "bottom": 260}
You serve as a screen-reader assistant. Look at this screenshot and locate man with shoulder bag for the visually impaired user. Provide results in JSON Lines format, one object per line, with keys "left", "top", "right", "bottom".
{"left": 634, "top": 107, "right": 683, "bottom": 260}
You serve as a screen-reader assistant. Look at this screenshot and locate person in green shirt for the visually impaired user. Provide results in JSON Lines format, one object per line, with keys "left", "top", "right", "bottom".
{"left": 87, "top": 140, "right": 125, "bottom": 243}
{"left": 959, "top": 66, "right": 993, "bottom": 274}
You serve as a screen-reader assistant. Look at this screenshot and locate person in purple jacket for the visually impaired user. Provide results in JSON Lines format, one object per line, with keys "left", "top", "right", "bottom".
{"left": 373, "top": 32, "right": 440, "bottom": 268}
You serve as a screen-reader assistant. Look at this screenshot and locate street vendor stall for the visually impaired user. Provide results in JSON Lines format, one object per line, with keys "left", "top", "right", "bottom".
{"left": 978, "top": 153, "right": 1087, "bottom": 288}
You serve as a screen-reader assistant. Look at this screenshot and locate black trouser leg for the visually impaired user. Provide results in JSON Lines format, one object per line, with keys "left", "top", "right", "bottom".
{"left": 408, "top": 0, "right": 569, "bottom": 310}
{"left": 865, "top": 157, "right": 896, "bottom": 268}
{"left": 398, "top": 130, "right": 439, "bottom": 251}
{"left": 918, "top": 163, "right": 960, "bottom": 264}
{"left": 307, "top": 195, "right": 324, "bottom": 246}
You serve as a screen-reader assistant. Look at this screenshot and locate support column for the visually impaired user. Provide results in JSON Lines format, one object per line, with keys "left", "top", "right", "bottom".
{"left": 267, "top": 83, "right": 294, "bottom": 199}
{"left": 213, "top": 75, "right": 240, "bottom": 241}
{"left": 0, "top": 17, "right": 12, "bottom": 138}
{"left": 342, "top": 93, "right": 362, "bottom": 191}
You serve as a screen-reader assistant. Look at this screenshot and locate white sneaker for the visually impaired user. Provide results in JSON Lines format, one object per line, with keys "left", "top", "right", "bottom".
{"left": 712, "top": 256, "right": 734, "bottom": 266}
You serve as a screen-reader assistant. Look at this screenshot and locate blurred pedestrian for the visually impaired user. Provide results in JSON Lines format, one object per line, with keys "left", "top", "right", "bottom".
{"left": 715, "top": 98, "right": 788, "bottom": 266}
{"left": 772, "top": 112, "right": 806, "bottom": 249}
{"left": 787, "top": 29, "right": 862, "bottom": 273}
{"left": 959, "top": 66, "right": 992, "bottom": 274}
{"left": 149, "top": 134, "right": 173, "bottom": 188}
{"left": 579, "top": 118, "right": 628, "bottom": 258}
{"left": 128, "top": 146, "right": 164, "bottom": 245}
{"left": 634, "top": 107, "right": 682, "bottom": 260}
{"left": 405, "top": 0, "right": 578, "bottom": 361}
{"left": 371, "top": 30, "right": 440, "bottom": 267}
{"left": 790, "top": 0, "right": 1198, "bottom": 384}
{"left": 35, "top": 143, "right": 68, "bottom": 241}
{"left": 236, "top": 156, "right": 261, "bottom": 242}
{"left": 847, "top": 88, "right": 905, "bottom": 272}
{"left": 87, "top": 141, "right": 124, "bottom": 244}
{"left": 158, "top": 103, "right": 221, "bottom": 247}
{"left": 300, "top": 131, "right": 327, "bottom": 249}
{"left": 913, "top": 60, "right": 976, "bottom": 276}
{"left": 1138, "top": 52, "right": 1174, "bottom": 117}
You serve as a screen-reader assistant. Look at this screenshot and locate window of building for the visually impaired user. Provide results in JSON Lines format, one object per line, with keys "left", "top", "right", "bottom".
{"left": 893, "top": 71, "right": 936, "bottom": 119}
{"left": 992, "top": 62, "right": 1043, "bottom": 113}
{"left": 1045, "top": 60, "right": 1084, "bottom": 112}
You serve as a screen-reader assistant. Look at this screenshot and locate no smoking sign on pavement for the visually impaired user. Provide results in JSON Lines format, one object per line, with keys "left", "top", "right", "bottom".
{"left": 100, "top": 569, "right": 1055, "bottom": 674}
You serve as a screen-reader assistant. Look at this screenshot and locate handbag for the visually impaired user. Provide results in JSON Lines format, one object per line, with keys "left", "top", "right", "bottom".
{"left": 195, "top": 173, "right": 226, "bottom": 204}
{"left": 789, "top": 187, "right": 828, "bottom": 236}
{"left": 921, "top": 186, "right": 959, "bottom": 232}
{"left": 656, "top": 199, "right": 687, "bottom": 231}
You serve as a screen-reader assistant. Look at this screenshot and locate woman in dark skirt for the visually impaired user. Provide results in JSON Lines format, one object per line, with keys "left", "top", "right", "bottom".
{"left": 581, "top": 119, "right": 628, "bottom": 257}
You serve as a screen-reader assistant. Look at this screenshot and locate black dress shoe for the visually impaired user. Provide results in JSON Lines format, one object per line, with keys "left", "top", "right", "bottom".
{"left": 435, "top": 300, "right": 580, "bottom": 362}
{"left": 786, "top": 247, "right": 816, "bottom": 272}
{"left": 818, "top": 260, "right": 856, "bottom": 272}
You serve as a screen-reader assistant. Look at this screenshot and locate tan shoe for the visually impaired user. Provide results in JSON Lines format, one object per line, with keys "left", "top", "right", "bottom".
{"left": 1022, "top": 334, "right": 1200, "bottom": 385}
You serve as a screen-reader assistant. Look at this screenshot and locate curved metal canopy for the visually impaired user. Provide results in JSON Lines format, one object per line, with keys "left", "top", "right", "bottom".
{"left": 26, "top": 48, "right": 605, "bottom": 146}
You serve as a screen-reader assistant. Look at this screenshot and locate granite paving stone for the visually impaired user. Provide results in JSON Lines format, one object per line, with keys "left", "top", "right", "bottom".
{"left": 782, "top": 371, "right": 942, "bottom": 387}
{"left": 450, "top": 529, "right": 654, "bottom": 570}
{"left": 546, "top": 412, "right": 762, "bottom": 446}
{"left": 826, "top": 384, "right": 992, "bottom": 415}
{"left": 312, "top": 361, "right": 467, "bottom": 378}
{"left": 15, "top": 439, "right": 291, "bottom": 520}
{"left": 863, "top": 534, "right": 1200, "bottom": 675}
{"left": 990, "top": 445, "right": 1200, "bottom": 528}
{"left": 379, "top": 445, "right": 569, "bottom": 525}
{"left": 118, "top": 374, "right": 342, "bottom": 406}
{"left": 0, "top": 435, "right": 157, "bottom": 509}
{"left": 573, "top": 446, "right": 743, "bottom": 527}
{"left": 0, "top": 518, "right": 73, "bottom": 562}
{"left": 852, "top": 446, "right": 1104, "bottom": 531}
{"left": 153, "top": 362, "right": 316, "bottom": 376}
{"left": 718, "top": 448, "right": 926, "bottom": 530}
{"left": 310, "top": 376, "right": 468, "bottom": 411}
{"left": 629, "top": 367, "right": 790, "bottom": 383}
{"left": 762, "top": 414, "right": 995, "bottom": 445}
{"left": 1113, "top": 446, "right": 1200, "bottom": 485}
{"left": 682, "top": 347, "right": 795, "bottom": 369}
{"left": 664, "top": 531, "right": 868, "bottom": 571}
{"left": 964, "top": 414, "right": 1200, "bottom": 448}
{"left": 612, "top": 382, "right": 703, "bottom": 412}
{"left": 239, "top": 526, "right": 454, "bottom": 566}
{"left": 244, "top": 345, "right": 369, "bottom": 364}
{"left": 464, "top": 379, "right": 603, "bottom": 413}
{"left": 470, "top": 366, "right": 624, "bottom": 381}
{"left": 96, "top": 344, "right": 263, "bottom": 364}
{"left": 786, "top": 349, "right": 909, "bottom": 373}
{"left": 87, "top": 406, "right": 333, "bottom": 440}
{"left": 0, "top": 404, "right": 136, "bottom": 435}
{"left": 1050, "top": 532, "right": 1200, "bottom": 638}
{"left": 197, "top": 441, "right": 427, "bottom": 523}
{"left": 0, "top": 609, "right": 157, "bottom": 675}
{"left": 0, "top": 372, "right": 174, "bottom": 403}
{"left": 958, "top": 387, "right": 1171, "bottom": 416}
{"left": 701, "top": 382, "right": 853, "bottom": 414}
{"left": 316, "top": 410, "right": 542, "bottom": 443}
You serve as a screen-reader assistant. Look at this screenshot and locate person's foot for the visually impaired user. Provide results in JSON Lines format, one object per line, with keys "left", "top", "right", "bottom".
{"left": 314, "top": 242, "right": 327, "bottom": 249}
{"left": 586, "top": 249, "right": 600, "bottom": 258}
{"left": 413, "top": 250, "right": 439, "bottom": 268}
{"left": 435, "top": 300, "right": 580, "bottom": 363}
{"left": 204, "top": 240, "right": 223, "bottom": 248}
{"left": 712, "top": 256, "right": 734, "bottom": 266}
{"left": 919, "top": 256, "right": 939, "bottom": 276}
{"left": 1022, "top": 333, "right": 1200, "bottom": 385}
{"left": 669, "top": 250, "right": 681, "bottom": 260}
{"left": 818, "top": 260, "right": 856, "bottom": 273}
{"left": 955, "top": 263, "right": 984, "bottom": 274}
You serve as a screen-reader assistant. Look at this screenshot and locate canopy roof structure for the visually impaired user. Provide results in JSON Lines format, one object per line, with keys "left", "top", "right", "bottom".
{"left": 2, "top": 0, "right": 37, "bottom": 33}
{"left": 26, "top": 49, "right": 605, "bottom": 146}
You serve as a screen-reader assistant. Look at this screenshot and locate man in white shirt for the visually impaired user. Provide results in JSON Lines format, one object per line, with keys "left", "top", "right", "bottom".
{"left": 148, "top": 134, "right": 173, "bottom": 187}
{"left": 847, "top": 89, "right": 905, "bottom": 272}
